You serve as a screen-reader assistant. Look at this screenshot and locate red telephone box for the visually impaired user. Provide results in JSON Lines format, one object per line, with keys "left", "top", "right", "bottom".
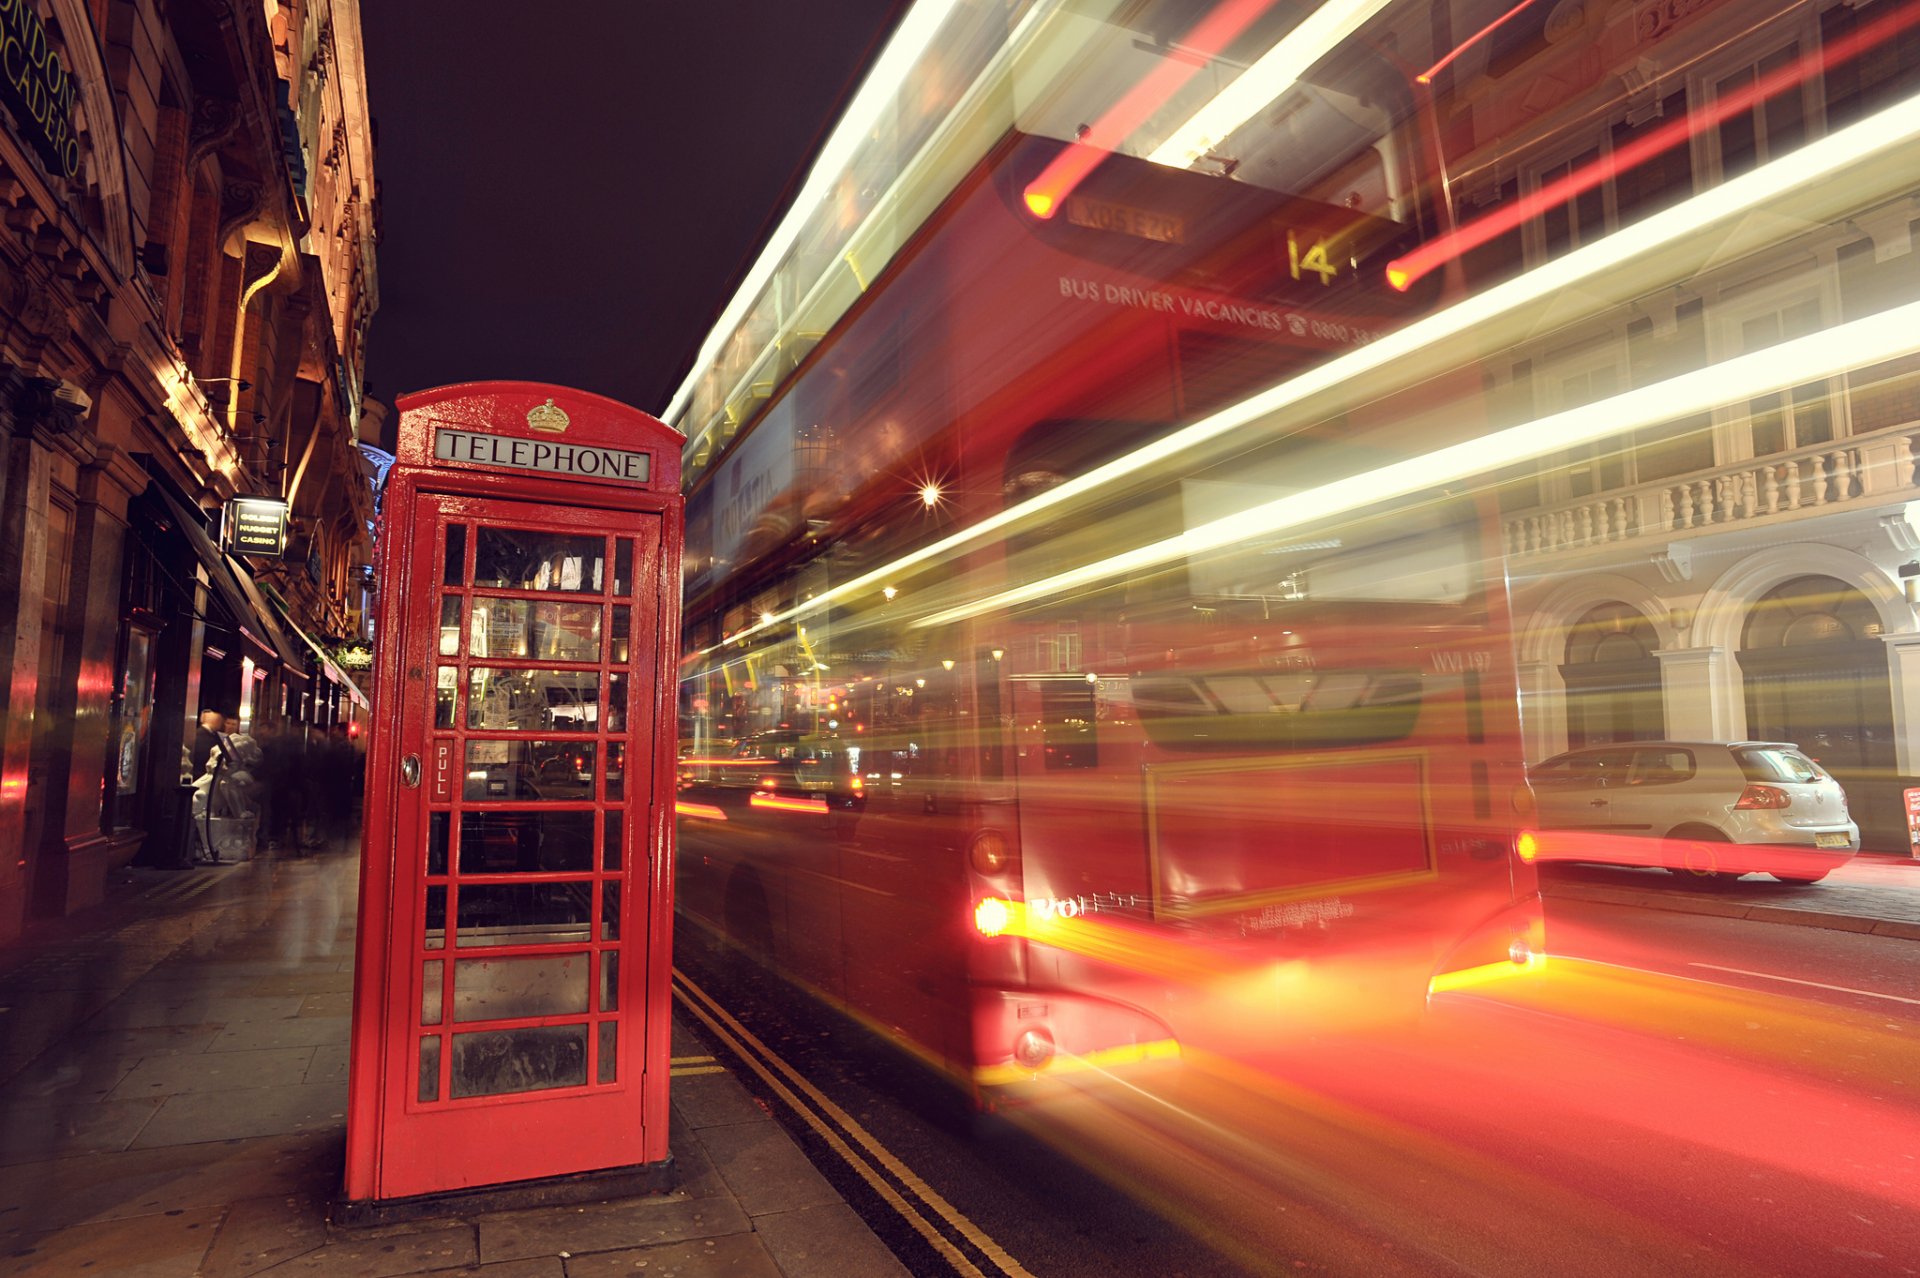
{"left": 343, "top": 382, "right": 682, "bottom": 1214}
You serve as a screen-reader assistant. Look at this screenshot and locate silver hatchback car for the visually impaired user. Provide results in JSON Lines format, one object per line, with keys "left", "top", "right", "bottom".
{"left": 1528, "top": 741, "right": 1859, "bottom": 885}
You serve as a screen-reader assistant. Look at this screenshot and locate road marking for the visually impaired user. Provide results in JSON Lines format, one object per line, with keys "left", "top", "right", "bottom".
{"left": 1687, "top": 962, "right": 1920, "bottom": 1006}
{"left": 672, "top": 968, "right": 1033, "bottom": 1278}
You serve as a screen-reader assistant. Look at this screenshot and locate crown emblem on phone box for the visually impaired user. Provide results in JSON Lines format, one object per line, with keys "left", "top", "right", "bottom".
{"left": 527, "top": 398, "right": 570, "bottom": 434}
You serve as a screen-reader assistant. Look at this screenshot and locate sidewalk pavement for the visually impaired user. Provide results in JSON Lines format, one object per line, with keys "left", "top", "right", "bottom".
{"left": 0, "top": 849, "right": 907, "bottom": 1278}
{"left": 1539, "top": 851, "right": 1920, "bottom": 940}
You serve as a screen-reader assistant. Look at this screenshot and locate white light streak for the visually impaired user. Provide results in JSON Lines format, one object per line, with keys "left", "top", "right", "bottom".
{"left": 911, "top": 296, "right": 1920, "bottom": 628}
{"left": 661, "top": 0, "right": 964, "bottom": 428}
{"left": 693, "top": 93, "right": 1920, "bottom": 659}
{"left": 1147, "top": 0, "right": 1398, "bottom": 169}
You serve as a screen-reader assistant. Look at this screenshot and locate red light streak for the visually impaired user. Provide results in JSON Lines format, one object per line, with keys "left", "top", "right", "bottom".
{"left": 749, "top": 792, "right": 828, "bottom": 814}
{"left": 1415, "top": 0, "right": 1546, "bottom": 85}
{"left": 1387, "top": 0, "right": 1920, "bottom": 292}
{"left": 675, "top": 801, "right": 727, "bottom": 821}
{"left": 1022, "top": 0, "right": 1280, "bottom": 219}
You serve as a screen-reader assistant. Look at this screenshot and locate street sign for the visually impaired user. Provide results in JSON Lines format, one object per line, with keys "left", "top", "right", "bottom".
{"left": 227, "top": 496, "right": 290, "bottom": 557}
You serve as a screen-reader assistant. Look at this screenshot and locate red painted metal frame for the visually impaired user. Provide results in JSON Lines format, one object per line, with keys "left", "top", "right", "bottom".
{"left": 345, "top": 382, "right": 683, "bottom": 1206}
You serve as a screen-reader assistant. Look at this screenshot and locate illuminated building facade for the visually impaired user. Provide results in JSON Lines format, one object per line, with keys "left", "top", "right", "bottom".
{"left": 0, "top": 0, "right": 379, "bottom": 941}
{"left": 1439, "top": 0, "right": 1920, "bottom": 847}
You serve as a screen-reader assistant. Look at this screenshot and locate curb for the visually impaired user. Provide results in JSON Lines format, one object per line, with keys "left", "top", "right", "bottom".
{"left": 1542, "top": 881, "right": 1920, "bottom": 941}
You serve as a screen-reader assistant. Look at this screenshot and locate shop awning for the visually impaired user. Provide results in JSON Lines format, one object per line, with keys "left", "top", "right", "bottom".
{"left": 266, "top": 592, "right": 372, "bottom": 710}
{"left": 151, "top": 483, "right": 299, "bottom": 679}
{"left": 225, "top": 551, "right": 309, "bottom": 681}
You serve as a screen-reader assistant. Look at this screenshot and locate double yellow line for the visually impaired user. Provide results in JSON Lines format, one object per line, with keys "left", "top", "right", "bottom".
{"left": 670, "top": 968, "right": 1034, "bottom": 1278}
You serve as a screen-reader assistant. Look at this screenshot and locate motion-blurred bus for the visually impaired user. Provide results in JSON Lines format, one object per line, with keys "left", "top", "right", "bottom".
{"left": 673, "top": 0, "right": 1542, "bottom": 1102}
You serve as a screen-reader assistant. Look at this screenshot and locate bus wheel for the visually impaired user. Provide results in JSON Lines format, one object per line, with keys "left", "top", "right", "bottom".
{"left": 1770, "top": 871, "right": 1830, "bottom": 885}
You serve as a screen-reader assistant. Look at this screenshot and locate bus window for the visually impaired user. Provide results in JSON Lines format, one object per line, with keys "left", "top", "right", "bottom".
{"left": 1132, "top": 669, "right": 1423, "bottom": 752}
{"left": 1041, "top": 681, "right": 1098, "bottom": 770}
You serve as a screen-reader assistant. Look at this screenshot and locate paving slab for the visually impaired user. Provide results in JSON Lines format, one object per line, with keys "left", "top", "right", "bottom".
{"left": 749, "top": 1203, "right": 912, "bottom": 1278}
{"left": 671, "top": 1069, "right": 775, "bottom": 1129}
{"left": 694, "top": 1121, "right": 843, "bottom": 1218}
{"left": 211, "top": 1015, "right": 352, "bottom": 1052}
{"left": 559, "top": 1231, "right": 783, "bottom": 1278}
{"left": 93, "top": 993, "right": 311, "bottom": 1030}
{"left": 197, "top": 1193, "right": 331, "bottom": 1277}
{"left": 0, "top": 1095, "right": 163, "bottom": 1165}
{"left": 4, "top": 1202, "right": 222, "bottom": 1278}
{"left": 241, "top": 1222, "right": 476, "bottom": 1275}
{"left": 109, "top": 1045, "right": 319, "bottom": 1100}
{"left": 476, "top": 1194, "right": 752, "bottom": 1264}
{"left": 131, "top": 1080, "right": 348, "bottom": 1147}
{"left": 0, "top": 1133, "right": 340, "bottom": 1239}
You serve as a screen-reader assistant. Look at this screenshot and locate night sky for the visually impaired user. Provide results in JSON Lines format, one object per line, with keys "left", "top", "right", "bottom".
{"left": 359, "top": 2, "right": 907, "bottom": 421}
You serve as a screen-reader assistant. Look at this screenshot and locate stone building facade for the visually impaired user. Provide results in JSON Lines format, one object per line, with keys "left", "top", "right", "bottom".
{"left": 1437, "top": 0, "right": 1920, "bottom": 848}
{"left": 0, "top": 0, "right": 378, "bottom": 943}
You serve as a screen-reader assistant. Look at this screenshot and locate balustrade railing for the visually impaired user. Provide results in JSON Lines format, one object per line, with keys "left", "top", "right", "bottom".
{"left": 1505, "top": 427, "right": 1920, "bottom": 556}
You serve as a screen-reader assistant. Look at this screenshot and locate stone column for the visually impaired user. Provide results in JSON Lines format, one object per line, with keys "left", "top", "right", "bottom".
{"left": 0, "top": 370, "right": 85, "bottom": 940}
{"left": 1514, "top": 659, "right": 1564, "bottom": 764}
{"left": 1656, "top": 645, "right": 1744, "bottom": 742}
{"left": 46, "top": 448, "right": 145, "bottom": 912}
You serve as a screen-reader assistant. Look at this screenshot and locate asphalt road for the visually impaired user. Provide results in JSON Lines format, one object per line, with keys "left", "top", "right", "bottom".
{"left": 674, "top": 879, "right": 1920, "bottom": 1277}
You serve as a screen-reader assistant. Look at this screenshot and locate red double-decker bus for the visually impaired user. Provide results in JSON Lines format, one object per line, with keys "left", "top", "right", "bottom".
{"left": 673, "top": 7, "right": 1541, "bottom": 1100}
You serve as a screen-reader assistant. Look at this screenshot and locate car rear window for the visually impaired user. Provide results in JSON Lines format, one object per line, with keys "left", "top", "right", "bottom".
{"left": 1734, "top": 747, "right": 1823, "bottom": 783}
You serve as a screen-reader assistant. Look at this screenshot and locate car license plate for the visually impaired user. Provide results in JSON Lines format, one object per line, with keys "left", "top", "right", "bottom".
{"left": 1814, "top": 832, "right": 1851, "bottom": 849}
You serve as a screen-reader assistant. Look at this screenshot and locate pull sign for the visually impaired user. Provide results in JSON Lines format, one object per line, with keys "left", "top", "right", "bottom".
{"left": 434, "top": 429, "right": 651, "bottom": 485}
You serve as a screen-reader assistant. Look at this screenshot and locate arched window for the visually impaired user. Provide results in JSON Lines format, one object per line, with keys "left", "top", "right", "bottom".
{"left": 1560, "top": 601, "right": 1663, "bottom": 747}
{"left": 1738, "top": 574, "right": 1895, "bottom": 844}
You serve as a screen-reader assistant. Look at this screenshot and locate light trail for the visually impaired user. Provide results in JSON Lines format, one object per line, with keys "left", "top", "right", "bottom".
{"left": 910, "top": 294, "right": 1920, "bottom": 628}
{"left": 1687, "top": 963, "right": 1920, "bottom": 1007}
{"left": 683, "top": 89, "right": 1920, "bottom": 676}
{"left": 1389, "top": 0, "right": 1920, "bottom": 291}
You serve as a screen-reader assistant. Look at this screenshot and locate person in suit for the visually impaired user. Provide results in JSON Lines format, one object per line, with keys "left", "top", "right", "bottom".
{"left": 189, "top": 709, "right": 227, "bottom": 778}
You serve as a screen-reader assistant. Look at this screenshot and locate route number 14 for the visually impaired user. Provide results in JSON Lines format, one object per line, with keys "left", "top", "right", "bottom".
{"left": 1287, "top": 231, "right": 1339, "bottom": 286}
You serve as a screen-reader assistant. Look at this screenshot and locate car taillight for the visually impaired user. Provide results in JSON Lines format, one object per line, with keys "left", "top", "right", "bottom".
{"left": 850, "top": 774, "right": 863, "bottom": 792}
{"left": 1735, "top": 783, "right": 1790, "bottom": 810}
{"left": 1515, "top": 830, "right": 1540, "bottom": 863}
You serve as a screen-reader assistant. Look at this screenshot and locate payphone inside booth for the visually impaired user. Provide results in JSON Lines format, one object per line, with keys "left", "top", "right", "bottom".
{"left": 344, "top": 383, "right": 683, "bottom": 1215}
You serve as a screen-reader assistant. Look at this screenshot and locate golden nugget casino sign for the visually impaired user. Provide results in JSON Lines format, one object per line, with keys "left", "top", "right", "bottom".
{"left": 0, "top": 0, "right": 81, "bottom": 180}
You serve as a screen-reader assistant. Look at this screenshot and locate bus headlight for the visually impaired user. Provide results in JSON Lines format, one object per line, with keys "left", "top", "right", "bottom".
{"left": 974, "top": 897, "right": 1013, "bottom": 937}
{"left": 1013, "top": 1028, "right": 1054, "bottom": 1070}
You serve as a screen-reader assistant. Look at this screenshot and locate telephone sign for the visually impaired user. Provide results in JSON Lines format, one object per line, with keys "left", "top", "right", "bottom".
{"left": 344, "top": 382, "right": 684, "bottom": 1216}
